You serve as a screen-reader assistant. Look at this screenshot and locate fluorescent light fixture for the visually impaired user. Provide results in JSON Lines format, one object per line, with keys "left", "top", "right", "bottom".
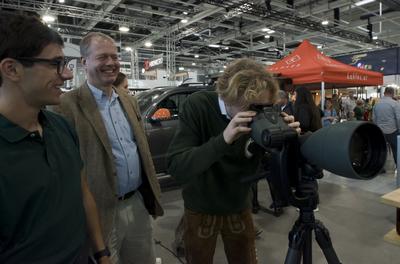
{"left": 265, "top": 35, "right": 271, "bottom": 39}
{"left": 192, "top": 62, "right": 196, "bottom": 66}
{"left": 119, "top": 26, "right": 129, "bottom": 32}
{"left": 125, "top": 47, "right": 133, "bottom": 52}
{"left": 183, "top": 11, "right": 188, "bottom": 15}
{"left": 317, "top": 45, "right": 323, "bottom": 49}
{"left": 42, "top": 14, "right": 56, "bottom": 23}
{"left": 262, "top": 27, "right": 271, "bottom": 32}
{"left": 58, "top": 0, "right": 65, "bottom": 3}
{"left": 141, "top": 68, "right": 145, "bottom": 73}
{"left": 219, "top": 70, "right": 224, "bottom": 73}
{"left": 181, "top": 19, "right": 188, "bottom": 23}
{"left": 57, "top": 27, "right": 61, "bottom": 32}
{"left": 179, "top": 67, "right": 185, "bottom": 71}
{"left": 224, "top": 46, "right": 229, "bottom": 50}
{"left": 354, "top": 0, "right": 375, "bottom": 7}
{"left": 208, "top": 44, "right": 220, "bottom": 48}
{"left": 144, "top": 41, "right": 152, "bottom": 47}
{"left": 194, "top": 54, "right": 199, "bottom": 58}
{"left": 372, "top": 36, "right": 378, "bottom": 40}
{"left": 267, "top": 29, "right": 275, "bottom": 34}
{"left": 321, "top": 20, "right": 329, "bottom": 26}
{"left": 357, "top": 26, "right": 369, "bottom": 32}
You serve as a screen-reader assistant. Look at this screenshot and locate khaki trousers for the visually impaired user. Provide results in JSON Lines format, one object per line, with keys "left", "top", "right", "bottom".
{"left": 109, "top": 192, "right": 155, "bottom": 264}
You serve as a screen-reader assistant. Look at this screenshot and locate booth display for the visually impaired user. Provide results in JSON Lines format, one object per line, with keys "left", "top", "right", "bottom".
{"left": 268, "top": 40, "right": 384, "bottom": 108}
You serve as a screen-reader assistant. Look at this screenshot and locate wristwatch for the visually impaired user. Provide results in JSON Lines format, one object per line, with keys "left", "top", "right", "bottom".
{"left": 93, "top": 247, "right": 111, "bottom": 260}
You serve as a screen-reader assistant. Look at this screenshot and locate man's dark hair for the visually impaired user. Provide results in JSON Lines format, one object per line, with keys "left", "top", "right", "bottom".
{"left": 0, "top": 11, "right": 64, "bottom": 85}
{"left": 384, "top": 86, "right": 395, "bottom": 96}
{"left": 113, "top": 72, "right": 127, "bottom": 87}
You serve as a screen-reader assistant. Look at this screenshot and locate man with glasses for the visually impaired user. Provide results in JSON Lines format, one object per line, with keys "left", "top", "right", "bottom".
{"left": 0, "top": 12, "right": 109, "bottom": 263}
{"left": 56, "top": 32, "right": 163, "bottom": 263}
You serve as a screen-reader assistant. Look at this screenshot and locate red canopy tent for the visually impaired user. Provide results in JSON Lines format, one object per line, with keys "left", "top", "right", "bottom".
{"left": 267, "top": 40, "right": 383, "bottom": 108}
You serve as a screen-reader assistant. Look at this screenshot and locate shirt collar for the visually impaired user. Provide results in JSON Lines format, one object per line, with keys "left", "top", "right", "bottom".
{"left": 87, "top": 81, "right": 118, "bottom": 104}
{"left": 218, "top": 96, "right": 231, "bottom": 119}
{"left": 0, "top": 110, "right": 47, "bottom": 143}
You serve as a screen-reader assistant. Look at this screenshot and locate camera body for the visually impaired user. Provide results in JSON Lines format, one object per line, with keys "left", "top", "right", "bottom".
{"left": 249, "top": 105, "right": 298, "bottom": 149}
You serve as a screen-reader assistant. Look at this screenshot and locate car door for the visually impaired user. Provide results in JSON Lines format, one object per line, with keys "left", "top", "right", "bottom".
{"left": 144, "top": 91, "right": 193, "bottom": 173}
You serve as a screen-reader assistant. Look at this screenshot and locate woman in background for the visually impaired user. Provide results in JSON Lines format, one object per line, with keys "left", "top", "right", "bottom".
{"left": 113, "top": 72, "right": 129, "bottom": 92}
{"left": 293, "top": 86, "right": 322, "bottom": 133}
{"left": 322, "top": 98, "right": 337, "bottom": 127}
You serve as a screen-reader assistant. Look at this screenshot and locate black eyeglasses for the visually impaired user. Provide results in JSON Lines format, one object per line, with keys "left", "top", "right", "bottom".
{"left": 15, "top": 57, "right": 69, "bottom": 75}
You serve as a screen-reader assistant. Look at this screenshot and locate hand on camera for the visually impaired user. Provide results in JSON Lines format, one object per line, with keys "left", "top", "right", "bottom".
{"left": 223, "top": 111, "right": 256, "bottom": 144}
{"left": 280, "top": 112, "right": 301, "bottom": 134}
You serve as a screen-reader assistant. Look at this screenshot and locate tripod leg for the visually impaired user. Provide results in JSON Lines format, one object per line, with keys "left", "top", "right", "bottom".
{"left": 302, "top": 228, "right": 312, "bottom": 264}
{"left": 314, "top": 220, "right": 342, "bottom": 264}
{"left": 285, "top": 221, "right": 306, "bottom": 264}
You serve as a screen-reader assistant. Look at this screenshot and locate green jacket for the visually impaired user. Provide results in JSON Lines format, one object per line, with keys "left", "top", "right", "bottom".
{"left": 167, "top": 91, "right": 260, "bottom": 214}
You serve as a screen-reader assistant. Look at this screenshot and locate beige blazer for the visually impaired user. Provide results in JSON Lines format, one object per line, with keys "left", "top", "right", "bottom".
{"left": 57, "top": 83, "right": 163, "bottom": 242}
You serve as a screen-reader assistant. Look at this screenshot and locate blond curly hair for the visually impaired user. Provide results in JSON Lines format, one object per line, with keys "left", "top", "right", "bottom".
{"left": 216, "top": 58, "right": 279, "bottom": 107}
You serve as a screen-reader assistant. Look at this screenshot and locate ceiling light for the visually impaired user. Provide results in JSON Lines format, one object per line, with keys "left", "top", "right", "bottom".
{"left": 57, "top": 27, "right": 61, "bottom": 32}
{"left": 223, "top": 65, "right": 227, "bottom": 69}
{"left": 372, "top": 36, "right": 378, "bottom": 40}
{"left": 144, "top": 41, "right": 152, "bottom": 47}
{"left": 354, "top": 0, "right": 375, "bottom": 7}
{"left": 119, "top": 26, "right": 129, "bottom": 32}
{"left": 192, "top": 62, "right": 196, "bottom": 66}
{"left": 267, "top": 30, "right": 275, "bottom": 34}
{"left": 58, "top": 0, "right": 65, "bottom": 3}
{"left": 262, "top": 27, "right": 271, "bottom": 32}
{"left": 125, "top": 47, "right": 133, "bottom": 52}
{"left": 265, "top": 35, "right": 271, "bottom": 39}
{"left": 183, "top": 11, "right": 188, "bottom": 15}
{"left": 224, "top": 46, "right": 229, "bottom": 50}
{"left": 317, "top": 45, "right": 323, "bottom": 49}
{"left": 321, "top": 20, "right": 329, "bottom": 26}
{"left": 194, "top": 54, "right": 199, "bottom": 58}
{"left": 42, "top": 14, "right": 56, "bottom": 23}
{"left": 141, "top": 68, "right": 145, "bottom": 73}
{"left": 208, "top": 44, "right": 220, "bottom": 48}
{"left": 181, "top": 19, "right": 188, "bottom": 23}
{"left": 179, "top": 67, "right": 185, "bottom": 71}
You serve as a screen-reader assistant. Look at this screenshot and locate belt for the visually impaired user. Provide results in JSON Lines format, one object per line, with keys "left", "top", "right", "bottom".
{"left": 118, "top": 190, "right": 136, "bottom": 201}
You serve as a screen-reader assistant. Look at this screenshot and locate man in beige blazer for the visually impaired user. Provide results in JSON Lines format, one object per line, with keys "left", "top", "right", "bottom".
{"left": 57, "top": 32, "right": 163, "bottom": 264}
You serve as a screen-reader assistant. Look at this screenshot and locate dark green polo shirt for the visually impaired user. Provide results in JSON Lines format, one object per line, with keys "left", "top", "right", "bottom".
{"left": 0, "top": 110, "right": 86, "bottom": 264}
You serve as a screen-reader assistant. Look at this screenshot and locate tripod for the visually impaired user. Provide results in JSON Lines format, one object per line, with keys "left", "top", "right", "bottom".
{"left": 284, "top": 179, "right": 342, "bottom": 264}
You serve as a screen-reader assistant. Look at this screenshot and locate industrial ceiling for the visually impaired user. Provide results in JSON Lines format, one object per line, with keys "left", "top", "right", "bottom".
{"left": 2, "top": 0, "right": 400, "bottom": 70}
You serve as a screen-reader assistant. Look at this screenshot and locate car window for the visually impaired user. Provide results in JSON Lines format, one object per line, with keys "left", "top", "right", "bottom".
{"left": 158, "top": 92, "right": 193, "bottom": 118}
{"left": 136, "top": 90, "right": 165, "bottom": 113}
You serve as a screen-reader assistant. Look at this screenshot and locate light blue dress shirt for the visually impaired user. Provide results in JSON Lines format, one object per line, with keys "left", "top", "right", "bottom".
{"left": 87, "top": 83, "right": 142, "bottom": 196}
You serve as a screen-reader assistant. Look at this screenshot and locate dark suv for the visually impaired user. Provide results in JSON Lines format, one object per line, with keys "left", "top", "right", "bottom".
{"left": 136, "top": 85, "right": 213, "bottom": 186}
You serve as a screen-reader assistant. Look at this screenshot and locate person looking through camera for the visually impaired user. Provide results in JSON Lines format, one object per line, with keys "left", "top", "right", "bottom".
{"left": 167, "top": 58, "right": 300, "bottom": 264}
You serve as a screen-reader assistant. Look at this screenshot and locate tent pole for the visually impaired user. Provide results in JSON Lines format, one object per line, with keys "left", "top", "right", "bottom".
{"left": 321, "top": 82, "right": 325, "bottom": 110}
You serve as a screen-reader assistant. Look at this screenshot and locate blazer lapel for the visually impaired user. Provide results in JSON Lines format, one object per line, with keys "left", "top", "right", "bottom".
{"left": 78, "top": 83, "right": 114, "bottom": 160}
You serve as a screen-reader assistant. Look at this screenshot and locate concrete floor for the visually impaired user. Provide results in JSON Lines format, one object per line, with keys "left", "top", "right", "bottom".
{"left": 153, "top": 170, "right": 400, "bottom": 264}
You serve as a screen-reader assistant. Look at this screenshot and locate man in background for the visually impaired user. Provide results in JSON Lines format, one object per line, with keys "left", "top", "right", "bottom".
{"left": 0, "top": 12, "right": 109, "bottom": 263}
{"left": 373, "top": 86, "right": 400, "bottom": 165}
{"left": 342, "top": 90, "right": 356, "bottom": 120}
{"left": 275, "top": 90, "right": 294, "bottom": 115}
{"left": 57, "top": 32, "right": 163, "bottom": 264}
